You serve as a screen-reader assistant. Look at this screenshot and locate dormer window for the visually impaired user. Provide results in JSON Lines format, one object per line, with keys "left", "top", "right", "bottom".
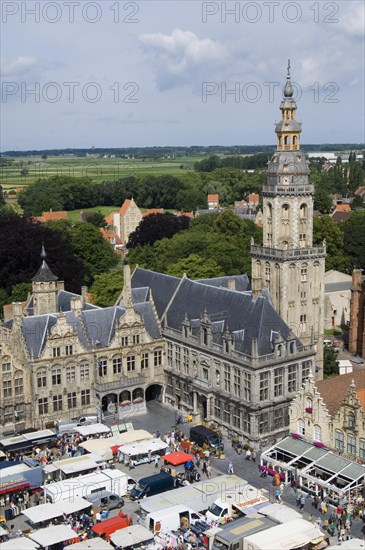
{"left": 203, "top": 327, "right": 208, "bottom": 345}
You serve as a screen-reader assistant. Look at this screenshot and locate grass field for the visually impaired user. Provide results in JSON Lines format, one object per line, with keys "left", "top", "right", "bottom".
{"left": 0, "top": 155, "right": 201, "bottom": 190}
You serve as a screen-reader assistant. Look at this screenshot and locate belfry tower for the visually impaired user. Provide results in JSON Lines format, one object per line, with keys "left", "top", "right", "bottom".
{"left": 251, "top": 62, "right": 326, "bottom": 378}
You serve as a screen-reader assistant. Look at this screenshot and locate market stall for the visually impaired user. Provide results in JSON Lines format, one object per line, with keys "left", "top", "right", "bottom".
{"left": 67, "top": 537, "right": 114, "bottom": 549}
{"left": 0, "top": 536, "right": 40, "bottom": 549}
{"left": 110, "top": 525, "right": 155, "bottom": 548}
{"left": 260, "top": 435, "right": 365, "bottom": 503}
{"left": 28, "top": 524, "right": 80, "bottom": 547}
{"left": 161, "top": 451, "right": 195, "bottom": 466}
{"left": 118, "top": 438, "right": 168, "bottom": 466}
{"left": 22, "top": 498, "right": 92, "bottom": 524}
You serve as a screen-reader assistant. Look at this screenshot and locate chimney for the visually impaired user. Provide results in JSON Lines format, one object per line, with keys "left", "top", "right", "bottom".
{"left": 70, "top": 296, "right": 83, "bottom": 316}
{"left": 123, "top": 263, "right": 133, "bottom": 307}
{"left": 352, "top": 268, "right": 363, "bottom": 291}
{"left": 81, "top": 286, "right": 88, "bottom": 303}
{"left": 227, "top": 279, "right": 235, "bottom": 291}
{"left": 12, "top": 302, "right": 23, "bottom": 324}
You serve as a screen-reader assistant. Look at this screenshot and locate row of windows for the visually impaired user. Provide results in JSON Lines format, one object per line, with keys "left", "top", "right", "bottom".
{"left": 3, "top": 378, "right": 23, "bottom": 398}
{"left": 98, "top": 350, "right": 161, "bottom": 376}
{"left": 38, "top": 390, "right": 90, "bottom": 415}
{"left": 52, "top": 344, "right": 74, "bottom": 358}
{"left": 263, "top": 263, "right": 309, "bottom": 283}
{"left": 259, "top": 363, "right": 311, "bottom": 401}
{"left": 335, "top": 431, "right": 365, "bottom": 458}
{"left": 37, "top": 364, "right": 90, "bottom": 387}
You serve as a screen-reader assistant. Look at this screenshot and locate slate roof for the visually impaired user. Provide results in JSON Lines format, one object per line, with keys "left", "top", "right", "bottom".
{"left": 32, "top": 260, "right": 58, "bottom": 282}
{"left": 131, "top": 268, "right": 297, "bottom": 357}
{"left": 197, "top": 274, "right": 250, "bottom": 292}
{"left": 325, "top": 281, "right": 352, "bottom": 293}
{"left": 19, "top": 300, "right": 160, "bottom": 358}
{"left": 316, "top": 370, "right": 365, "bottom": 416}
{"left": 131, "top": 268, "right": 181, "bottom": 319}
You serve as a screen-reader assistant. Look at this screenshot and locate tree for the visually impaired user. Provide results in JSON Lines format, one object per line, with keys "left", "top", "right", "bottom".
{"left": 69, "top": 222, "right": 119, "bottom": 281}
{"left": 0, "top": 212, "right": 88, "bottom": 294}
{"left": 324, "top": 347, "right": 339, "bottom": 378}
{"left": 90, "top": 268, "right": 124, "bottom": 307}
{"left": 127, "top": 213, "right": 190, "bottom": 249}
{"left": 314, "top": 188, "right": 332, "bottom": 214}
{"left": 0, "top": 184, "right": 4, "bottom": 204}
{"left": 83, "top": 211, "right": 107, "bottom": 228}
{"left": 167, "top": 253, "right": 224, "bottom": 279}
{"left": 41, "top": 154, "right": 48, "bottom": 160}
{"left": 352, "top": 195, "right": 365, "bottom": 209}
{"left": 10, "top": 283, "right": 32, "bottom": 302}
{"left": 343, "top": 211, "right": 365, "bottom": 270}
{"left": 313, "top": 216, "right": 349, "bottom": 272}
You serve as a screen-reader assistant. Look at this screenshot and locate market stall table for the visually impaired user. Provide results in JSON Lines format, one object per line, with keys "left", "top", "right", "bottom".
{"left": 161, "top": 451, "right": 195, "bottom": 466}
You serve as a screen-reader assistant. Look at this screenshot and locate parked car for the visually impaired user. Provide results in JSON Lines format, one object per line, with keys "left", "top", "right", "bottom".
{"left": 86, "top": 490, "right": 124, "bottom": 510}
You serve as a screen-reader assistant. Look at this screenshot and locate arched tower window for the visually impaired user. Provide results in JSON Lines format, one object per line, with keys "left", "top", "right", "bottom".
{"left": 299, "top": 204, "right": 307, "bottom": 219}
{"left": 293, "top": 135, "right": 297, "bottom": 145}
{"left": 265, "top": 262, "right": 270, "bottom": 282}
{"left": 267, "top": 203, "right": 272, "bottom": 219}
{"left": 284, "top": 135, "right": 289, "bottom": 146}
{"left": 282, "top": 204, "right": 290, "bottom": 218}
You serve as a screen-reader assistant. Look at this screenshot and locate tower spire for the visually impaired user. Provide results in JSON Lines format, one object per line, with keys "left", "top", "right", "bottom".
{"left": 283, "top": 59, "right": 293, "bottom": 98}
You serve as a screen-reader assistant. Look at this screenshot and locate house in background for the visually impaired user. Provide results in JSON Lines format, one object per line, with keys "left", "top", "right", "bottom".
{"left": 110, "top": 198, "right": 142, "bottom": 245}
{"left": 207, "top": 194, "right": 219, "bottom": 210}
{"left": 33, "top": 210, "right": 68, "bottom": 223}
{"left": 324, "top": 270, "right": 352, "bottom": 329}
{"left": 248, "top": 193, "right": 260, "bottom": 209}
{"left": 289, "top": 370, "right": 365, "bottom": 462}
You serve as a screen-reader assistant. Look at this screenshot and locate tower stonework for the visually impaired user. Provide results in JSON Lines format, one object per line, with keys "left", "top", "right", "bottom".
{"left": 251, "top": 63, "right": 326, "bottom": 379}
{"left": 32, "top": 245, "right": 61, "bottom": 315}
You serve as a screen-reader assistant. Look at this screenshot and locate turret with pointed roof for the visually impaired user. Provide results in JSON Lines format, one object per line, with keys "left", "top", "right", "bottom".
{"left": 32, "top": 245, "right": 59, "bottom": 315}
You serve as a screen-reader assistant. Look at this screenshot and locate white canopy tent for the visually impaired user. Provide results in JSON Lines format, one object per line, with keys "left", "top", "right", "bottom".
{"left": 110, "top": 524, "right": 154, "bottom": 547}
{"left": 0, "top": 537, "right": 39, "bottom": 549}
{"left": 75, "top": 424, "right": 110, "bottom": 437}
{"left": 118, "top": 438, "right": 168, "bottom": 458}
{"left": 22, "top": 497, "right": 91, "bottom": 524}
{"left": 29, "top": 524, "right": 79, "bottom": 546}
{"left": 258, "top": 502, "right": 302, "bottom": 523}
{"left": 79, "top": 430, "right": 153, "bottom": 455}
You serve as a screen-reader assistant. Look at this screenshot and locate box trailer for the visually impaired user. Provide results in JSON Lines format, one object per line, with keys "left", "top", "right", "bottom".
{"left": 243, "top": 518, "right": 325, "bottom": 550}
{"left": 144, "top": 504, "right": 204, "bottom": 534}
{"left": 44, "top": 468, "right": 135, "bottom": 503}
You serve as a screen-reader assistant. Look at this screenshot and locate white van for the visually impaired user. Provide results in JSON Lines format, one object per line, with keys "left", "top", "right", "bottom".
{"left": 144, "top": 505, "right": 204, "bottom": 533}
{"left": 56, "top": 415, "right": 99, "bottom": 436}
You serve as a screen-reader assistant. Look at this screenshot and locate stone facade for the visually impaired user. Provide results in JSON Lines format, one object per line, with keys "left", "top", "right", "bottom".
{"left": 251, "top": 65, "right": 326, "bottom": 378}
{"left": 128, "top": 268, "right": 317, "bottom": 451}
{"left": 0, "top": 260, "right": 166, "bottom": 435}
{"left": 112, "top": 198, "right": 142, "bottom": 244}
{"left": 289, "top": 371, "right": 365, "bottom": 462}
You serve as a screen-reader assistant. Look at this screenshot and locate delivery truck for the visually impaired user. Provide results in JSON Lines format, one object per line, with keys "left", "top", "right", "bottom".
{"left": 44, "top": 468, "right": 135, "bottom": 503}
{"left": 211, "top": 513, "right": 277, "bottom": 550}
{"left": 130, "top": 472, "right": 175, "bottom": 501}
{"left": 143, "top": 504, "right": 204, "bottom": 534}
{"left": 206, "top": 486, "right": 269, "bottom": 523}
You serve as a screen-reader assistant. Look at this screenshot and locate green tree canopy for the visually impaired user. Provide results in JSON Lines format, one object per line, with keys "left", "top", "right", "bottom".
{"left": 127, "top": 213, "right": 190, "bottom": 249}
{"left": 324, "top": 347, "right": 339, "bottom": 379}
{"left": 166, "top": 253, "right": 224, "bottom": 279}
{"left": 90, "top": 268, "right": 124, "bottom": 307}
{"left": 313, "top": 216, "right": 349, "bottom": 272}
{"left": 343, "top": 211, "right": 365, "bottom": 270}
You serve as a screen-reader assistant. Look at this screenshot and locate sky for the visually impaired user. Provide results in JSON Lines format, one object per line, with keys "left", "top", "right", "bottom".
{"left": 1, "top": 0, "right": 364, "bottom": 150}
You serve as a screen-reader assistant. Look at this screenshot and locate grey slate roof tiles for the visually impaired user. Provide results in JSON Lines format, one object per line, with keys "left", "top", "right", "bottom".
{"left": 131, "top": 268, "right": 297, "bottom": 357}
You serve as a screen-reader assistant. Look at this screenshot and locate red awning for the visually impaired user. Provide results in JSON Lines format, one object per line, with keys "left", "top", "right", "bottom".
{"left": 161, "top": 451, "right": 195, "bottom": 466}
{"left": 0, "top": 481, "right": 29, "bottom": 495}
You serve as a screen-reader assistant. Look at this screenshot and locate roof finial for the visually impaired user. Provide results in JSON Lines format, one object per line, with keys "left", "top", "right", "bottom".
{"left": 40, "top": 242, "right": 46, "bottom": 259}
{"left": 283, "top": 60, "right": 293, "bottom": 98}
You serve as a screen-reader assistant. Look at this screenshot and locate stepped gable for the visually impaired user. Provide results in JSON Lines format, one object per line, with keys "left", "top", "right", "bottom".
{"left": 131, "top": 267, "right": 181, "bottom": 319}
{"left": 316, "top": 370, "right": 365, "bottom": 415}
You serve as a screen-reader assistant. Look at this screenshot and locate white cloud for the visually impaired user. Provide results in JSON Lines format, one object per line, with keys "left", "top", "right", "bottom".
{"left": 338, "top": 1, "right": 365, "bottom": 37}
{"left": 138, "top": 28, "right": 226, "bottom": 90}
{"left": 2, "top": 56, "right": 37, "bottom": 78}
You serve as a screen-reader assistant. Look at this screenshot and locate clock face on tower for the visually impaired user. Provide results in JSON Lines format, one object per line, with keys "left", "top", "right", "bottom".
{"left": 283, "top": 176, "right": 289, "bottom": 185}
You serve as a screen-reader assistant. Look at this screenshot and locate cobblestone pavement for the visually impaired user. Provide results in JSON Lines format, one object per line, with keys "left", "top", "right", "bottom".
{"left": 4, "top": 401, "right": 365, "bottom": 543}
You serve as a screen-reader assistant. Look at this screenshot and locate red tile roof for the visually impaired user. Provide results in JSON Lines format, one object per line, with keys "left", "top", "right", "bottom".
{"left": 316, "top": 370, "right": 365, "bottom": 415}
{"left": 119, "top": 199, "right": 132, "bottom": 215}
{"left": 105, "top": 212, "right": 116, "bottom": 225}
{"left": 334, "top": 204, "right": 351, "bottom": 212}
{"left": 248, "top": 193, "right": 260, "bottom": 203}
{"left": 3, "top": 300, "right": 27, "bottom": 311}
{"left": 99, "top": 228, "right": 122, "bottom": 245}
{"left": 208, "top": 194, "right": 219, "bottom": 202}
{"left": 34, "top": 211, "right": 68, "bottom": 223}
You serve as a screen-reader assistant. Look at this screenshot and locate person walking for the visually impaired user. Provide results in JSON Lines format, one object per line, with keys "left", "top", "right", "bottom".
{"left": 228, "top": 461, "right": 234, "bottom": 475}
{"left": 206, "top": 464, "right": 212, "bottom": 478}
{"left": 300, "top": 493, "right": 306, "bottom": 510}
{"left": 251, "top": 450, "right": 256, "bottom": 463}
{"left": 202, "top": 460, "right": 207, "bottom": 475}
{"left": 154, "top": 454, "right": 159, "bottom": 468}
{"left": 245, "top": 448, "right": 251, "bottom": 461}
